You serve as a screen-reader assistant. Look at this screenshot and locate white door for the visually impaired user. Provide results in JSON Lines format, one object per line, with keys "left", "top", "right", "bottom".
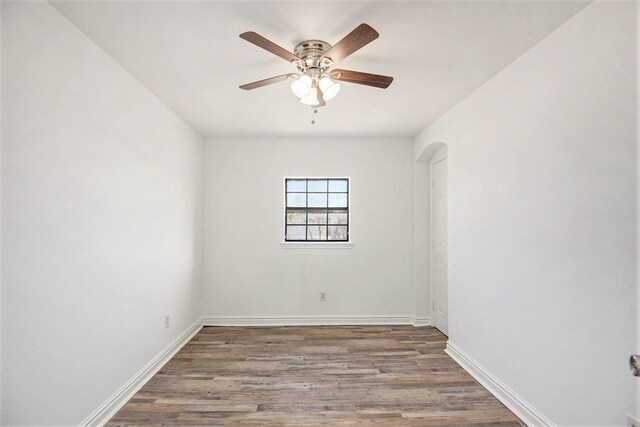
{"left": 431, "top": 150, "right": 448, "bottom": 335}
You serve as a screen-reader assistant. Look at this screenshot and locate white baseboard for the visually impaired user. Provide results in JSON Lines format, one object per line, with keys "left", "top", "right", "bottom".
{"left": 445, "top": 341, "right": 553, "bottom": 427}
{"left": 413, "top": 316, "right": 430, "bottom": 327}
{"left": 202, "top": 315, "right": 428, "bottom": 327}
{"left": 79, "top": 319, "right": 203, "bottom": 427}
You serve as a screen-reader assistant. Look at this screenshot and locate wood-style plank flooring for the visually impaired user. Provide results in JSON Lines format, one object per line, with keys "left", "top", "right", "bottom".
{"left": 108, "top": 326, "right": 523, "bottom": 426}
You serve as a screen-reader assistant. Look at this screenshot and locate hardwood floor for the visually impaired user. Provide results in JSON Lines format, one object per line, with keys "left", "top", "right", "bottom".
{"left": 107, "top": 326, "right": 523, "bottom": 426}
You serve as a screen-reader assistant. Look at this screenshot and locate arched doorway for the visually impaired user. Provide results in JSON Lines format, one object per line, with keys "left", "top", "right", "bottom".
{"left": 429, "top": 146, "right": 448, "bottom": 335}
{"left": 415, "top": 142, "right": 448, "bottom": 335}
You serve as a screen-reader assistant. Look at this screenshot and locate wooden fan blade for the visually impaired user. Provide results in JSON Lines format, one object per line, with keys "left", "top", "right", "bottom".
{"left": 330, "top": 69, "right": 393, "bottom": 89}
{"left": 240, "top": 31, "right": 301, "bottom": 63}
{"left": 320, "top": 24, "right": 379, "bottom": 64}
{"left": 240, "top": 73, "right": 296, "bottom": 90}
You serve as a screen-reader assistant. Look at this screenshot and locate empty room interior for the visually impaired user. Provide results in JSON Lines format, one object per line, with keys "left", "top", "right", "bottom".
{"left": 2, "top": 0, "right": 639, "bottom": 426}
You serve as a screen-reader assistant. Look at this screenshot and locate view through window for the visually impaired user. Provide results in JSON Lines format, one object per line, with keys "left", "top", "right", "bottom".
{"left": 285, "top": 178, "right": 349, "bottom": 241}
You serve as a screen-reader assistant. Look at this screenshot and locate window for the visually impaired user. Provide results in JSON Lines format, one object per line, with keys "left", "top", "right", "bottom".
{"left": 285, "top": 178, "right": 349, "bottom": 241}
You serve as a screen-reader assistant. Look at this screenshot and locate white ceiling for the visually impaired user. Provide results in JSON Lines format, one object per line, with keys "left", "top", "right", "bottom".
{"left": 51, "top": 1, "right": 588, "bottom": 138}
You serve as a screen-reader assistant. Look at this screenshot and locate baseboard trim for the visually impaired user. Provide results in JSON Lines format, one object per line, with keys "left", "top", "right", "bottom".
{"left": 413, "top": 316, "right": 430, "bottom": 327}
{"left": 202, "top": 315, "right": 428, "bottom": 327}
{"left": 445, "top": 341, "right": 553, "bottom": 427}
{"left": 79, "top": 319, "right": 203, "bottom": 427}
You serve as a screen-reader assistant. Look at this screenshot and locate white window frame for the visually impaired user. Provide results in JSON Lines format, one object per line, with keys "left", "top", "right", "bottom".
{"left": 281, "top": 176, "right": 354, "bottom": 248}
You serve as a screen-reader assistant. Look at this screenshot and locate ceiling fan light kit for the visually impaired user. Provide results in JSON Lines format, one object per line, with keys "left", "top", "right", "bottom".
{"left": 300, "top": 87, "right": 320, "bottom": 106}
{"left": 290, "top": 75, "right": 312, "bottom": 99}
{"left": 239, "top": 24, "right": 393, "bottom": 123}
{"left": 318, "top": 77, "right": 340, "bottom": 101}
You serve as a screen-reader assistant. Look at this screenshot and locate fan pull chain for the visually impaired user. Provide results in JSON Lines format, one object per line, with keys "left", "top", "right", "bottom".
{"left": 310, "top": 108, "right": 318, "bottom": 125}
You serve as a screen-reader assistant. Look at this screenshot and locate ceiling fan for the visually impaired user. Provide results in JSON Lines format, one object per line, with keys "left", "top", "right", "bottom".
{"left": 239, "top": 24, "right": 393, "bottom": 110}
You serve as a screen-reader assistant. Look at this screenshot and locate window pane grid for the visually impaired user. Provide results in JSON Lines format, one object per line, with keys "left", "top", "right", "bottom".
{"left": 285, "top": 178, "right": 349, "bottom": 242}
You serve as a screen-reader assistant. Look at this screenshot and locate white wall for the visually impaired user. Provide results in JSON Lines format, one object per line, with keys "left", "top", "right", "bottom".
{"left": 637, "top": 0, "right": 640, "bottom": 420}
{"left": 1, "top": 2, "right": 203, "bottom": 425}
{"left": 0, "top": 1, "right": 4, "bottom": 421}
{"left": 202, "top": 137, "right": 415, "bottom": 322}
{"left": 415, "top": 2, "right": 636, "bottom": 425}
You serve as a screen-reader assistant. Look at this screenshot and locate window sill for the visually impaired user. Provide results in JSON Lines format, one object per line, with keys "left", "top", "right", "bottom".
{"left": 280, "top": 241, "right": 354, "bottom": 249}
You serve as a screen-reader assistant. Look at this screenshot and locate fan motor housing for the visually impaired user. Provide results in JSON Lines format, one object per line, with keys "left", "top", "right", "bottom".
{"left": 294, "top": 40, "right": 331, "bottom": 70}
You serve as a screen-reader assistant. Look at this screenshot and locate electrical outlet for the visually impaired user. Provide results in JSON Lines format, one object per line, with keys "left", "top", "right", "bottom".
{"left": 320, "top": 291, "right": 327, "bottom": 301}
{"left": 164, "top": 315, "right": 170, "bottom": 329}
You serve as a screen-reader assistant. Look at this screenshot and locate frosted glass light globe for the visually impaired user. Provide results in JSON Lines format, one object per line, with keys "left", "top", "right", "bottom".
{"left": 290, "top": 75, "right": 312, "bottom": 99}
{"left": 300, "top": 87, "right": 319, "bottom": 106}
{"left": 319, "top": 77, "right": 340, "bottom": 101}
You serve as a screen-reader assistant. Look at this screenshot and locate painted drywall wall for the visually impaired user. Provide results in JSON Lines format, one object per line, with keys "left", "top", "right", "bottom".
{"left": 415, "top": 2, "right": 636, "bottom": 425}
{"left": 637, "top": 1, "right": 640, "bottom": 421}
{"left": 1, "top": 2, "right": 203, "bottom": 424}
{"left": 413, "top": 161, "right": 430, "bottom": 322}
{"left": 0, "top": 1, "right": 4, "bottom": 421}
{"left": 202, "top": 137, "right": 415, "bottom": 321}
